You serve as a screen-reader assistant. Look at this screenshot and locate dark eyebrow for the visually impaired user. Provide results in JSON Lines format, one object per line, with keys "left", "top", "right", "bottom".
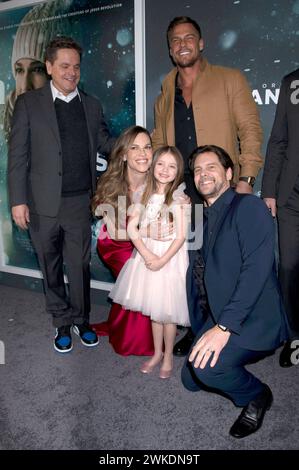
{"left": 29, "top": 61, "right": 46, "bottom": 69}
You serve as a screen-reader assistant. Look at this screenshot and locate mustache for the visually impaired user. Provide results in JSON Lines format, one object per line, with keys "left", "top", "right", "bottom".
{"left": 198, "top": 177, "right": 214, "bottom": 184}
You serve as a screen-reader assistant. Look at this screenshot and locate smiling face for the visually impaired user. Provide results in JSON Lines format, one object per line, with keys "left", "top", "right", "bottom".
{"left": 193, "top": 152, "right": 232, "bottom": 205}
{"left": 153, "top": 152, "right": 178, "bottom": 190}
{"left": 125, "top": 132, "right": 153, "bottom": 177}
{"left": 46, "top": 48, "right": 80, "bottom": 95}
{"left": 169, "top": 22, "right": 204, "bottom": 68}
{"left": 14, "top": 58, "right": 48, "bottom": 96}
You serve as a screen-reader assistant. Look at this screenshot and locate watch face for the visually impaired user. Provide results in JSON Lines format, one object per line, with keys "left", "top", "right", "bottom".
{"left": 240, "top": 177, "right": 255, "bottom": 186}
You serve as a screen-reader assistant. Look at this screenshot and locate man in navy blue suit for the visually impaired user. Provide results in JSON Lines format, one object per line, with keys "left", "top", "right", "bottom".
{"left": 181, "top": 144, "right": 289, "bottom": 438}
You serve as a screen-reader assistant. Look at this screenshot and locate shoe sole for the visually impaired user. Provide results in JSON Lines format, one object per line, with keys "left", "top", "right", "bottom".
{"left": 53, "top": 343, "right": 73, "bottom": 353}
{"left": 72, "top": 326, "right": 99, "bottom": 347}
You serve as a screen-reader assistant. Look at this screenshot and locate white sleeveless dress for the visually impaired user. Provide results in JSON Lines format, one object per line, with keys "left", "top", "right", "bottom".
{"left": 109, "top": 185, "right": 190, "bottom": 326}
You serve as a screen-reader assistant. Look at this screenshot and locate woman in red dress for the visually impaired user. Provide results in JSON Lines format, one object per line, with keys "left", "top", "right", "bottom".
{"left": 92, "top": 126, "right": 154, "bottom": 356}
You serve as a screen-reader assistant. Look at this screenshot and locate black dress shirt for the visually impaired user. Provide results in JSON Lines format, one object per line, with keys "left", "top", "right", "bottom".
{"left": 193, "top": 188, "right": 232, "bottom": 315}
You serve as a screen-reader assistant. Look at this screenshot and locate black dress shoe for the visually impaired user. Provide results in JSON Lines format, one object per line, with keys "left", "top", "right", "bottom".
{"left": 229, "top": 384, "right": 273, "bottom": 438}
{"left": 279, "top": 340, "right": 297, "bottom": 368}
{"left": 173, "top": 328, "right": 195, "bottom": 356}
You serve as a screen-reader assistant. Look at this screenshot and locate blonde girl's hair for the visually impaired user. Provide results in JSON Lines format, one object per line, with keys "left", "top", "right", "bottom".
{"left": 92, "top": 125, "right": 151, "bottom": 214}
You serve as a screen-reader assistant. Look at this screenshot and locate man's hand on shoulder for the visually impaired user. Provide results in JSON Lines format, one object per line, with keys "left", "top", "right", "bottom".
{"left": 12, "top": 204, "right": 30, "bottom": 230}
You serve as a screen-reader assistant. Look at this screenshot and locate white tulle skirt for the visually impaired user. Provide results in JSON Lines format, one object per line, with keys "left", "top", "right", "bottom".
{"left": 109, "top": 237, "right": 190, "bottom": 326}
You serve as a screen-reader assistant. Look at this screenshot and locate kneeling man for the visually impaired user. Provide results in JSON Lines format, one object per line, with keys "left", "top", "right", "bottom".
{"left": 182, "top": 144, "right": 289, "bottom": 438}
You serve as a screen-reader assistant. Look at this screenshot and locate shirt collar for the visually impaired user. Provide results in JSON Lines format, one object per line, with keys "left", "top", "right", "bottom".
{"left": 50, "top": 80, "right": 81, "bottom": 103}
{"left": 205, "top": 187, "right": 233, "bottom": 216}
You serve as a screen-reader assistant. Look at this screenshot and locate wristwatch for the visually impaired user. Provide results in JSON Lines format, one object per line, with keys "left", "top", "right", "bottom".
{"left": 239, "top": 176, "right": 256, "bottom": 187}
{"left": 217, "top": 324, "right": 229, "bottom": 332}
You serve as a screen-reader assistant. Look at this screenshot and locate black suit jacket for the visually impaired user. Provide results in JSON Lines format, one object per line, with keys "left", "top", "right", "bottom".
{"left": 262, "top": 68, "right": 299, "bottom": 206}
{"left": 8, "top": 82, "right": 114, "bottom": 217}
{"left": 186, "top": 189, "right": 289, "bottom": 351}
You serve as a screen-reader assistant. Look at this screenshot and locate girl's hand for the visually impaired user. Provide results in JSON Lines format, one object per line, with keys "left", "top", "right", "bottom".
{"left": 144, "top": 253, "right": 159, "bottom": 267}
{"left": 146, "top": 257, "right": 165, "bottom": 271}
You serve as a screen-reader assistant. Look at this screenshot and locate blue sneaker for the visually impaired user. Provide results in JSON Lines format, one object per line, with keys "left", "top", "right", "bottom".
{"left": 73, "top": 322, "right": 99, "bottom": 347}
{"left": 54, "top": 325, "right": 73, "bottom": 353}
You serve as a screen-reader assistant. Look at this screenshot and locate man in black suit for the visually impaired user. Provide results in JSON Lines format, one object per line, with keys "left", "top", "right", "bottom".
{"left": 182, "top": 145, "right": 288, "bottom": 438}
{"left": 262, "top": 69, "right": 299, "bottom": 367}
{"left": 8, "top": 37, "right": 114, "bottom": 353}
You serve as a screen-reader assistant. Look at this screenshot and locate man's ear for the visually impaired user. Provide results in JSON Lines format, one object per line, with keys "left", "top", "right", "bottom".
{"left": 199, "top": 38, "right": 204, "bottom": 52}
{"left": 45, "top": 60, "right": 52, "bottom": 76}
{"left": 226, "top": 167, "right": 233, "bottom": 182}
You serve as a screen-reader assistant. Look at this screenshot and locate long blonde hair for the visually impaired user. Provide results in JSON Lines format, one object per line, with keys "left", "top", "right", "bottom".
{"left": 141, "top": 146, "right": 184, "bottom": 207}
{"left": 92, "top": 125, "right": 151, "bottom": 214}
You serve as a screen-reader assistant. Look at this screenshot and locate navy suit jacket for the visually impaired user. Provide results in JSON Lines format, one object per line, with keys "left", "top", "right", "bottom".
{"left": 187, "top": 189, "right": 289, "bottom": 351}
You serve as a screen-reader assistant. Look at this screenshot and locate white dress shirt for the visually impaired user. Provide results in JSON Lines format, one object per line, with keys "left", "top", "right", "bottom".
{"left": 50, "top": 80, "right": 81, "bottom": 103}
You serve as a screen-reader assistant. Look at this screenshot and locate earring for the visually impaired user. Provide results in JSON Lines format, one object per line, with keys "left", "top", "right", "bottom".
{"left": 123, "top": 156, "right": 127, "bottom": 162}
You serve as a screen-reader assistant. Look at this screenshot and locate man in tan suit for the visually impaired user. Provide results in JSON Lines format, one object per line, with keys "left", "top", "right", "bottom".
{"left": 152, "top": 16, "right": 263, "bottom": 356}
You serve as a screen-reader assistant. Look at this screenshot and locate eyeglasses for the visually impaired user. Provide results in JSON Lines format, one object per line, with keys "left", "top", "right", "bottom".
{"left": 129, "top": 144, "right": 152, "bottom": 153}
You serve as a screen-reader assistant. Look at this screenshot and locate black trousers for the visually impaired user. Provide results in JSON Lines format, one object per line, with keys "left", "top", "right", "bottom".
{"left": 29, "top": 193, "right": 92, "bottom": 328}
{"left": 277, "top": 175, "right": 299, "bottom": 338}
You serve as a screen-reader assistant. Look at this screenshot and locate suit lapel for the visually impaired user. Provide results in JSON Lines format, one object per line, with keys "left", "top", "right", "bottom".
{"left": 38, "top": 83, "right": 61, "bottom": 146}
{"left": 163, "top": 69, "right": 176, "bottom": 145}
{"left": 206, "top": 189, "right": 236, "bottom": 258}
{"left": 80, "top": 92, "right": 93, "bottom": 152}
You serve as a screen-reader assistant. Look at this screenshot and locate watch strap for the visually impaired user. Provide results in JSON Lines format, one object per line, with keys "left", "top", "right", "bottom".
{"left": 239, "top": 176, "right": 255, "bottom": 187}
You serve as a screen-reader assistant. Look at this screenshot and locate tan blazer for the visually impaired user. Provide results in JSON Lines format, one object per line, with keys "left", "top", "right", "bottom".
{"left": 152, "top": 58, "right": 263, "bottom": 182}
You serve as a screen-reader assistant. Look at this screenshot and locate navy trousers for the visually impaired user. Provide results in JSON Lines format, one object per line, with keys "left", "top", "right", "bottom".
{"left": 181, "top": 327, "right": 270, "bottom": 407}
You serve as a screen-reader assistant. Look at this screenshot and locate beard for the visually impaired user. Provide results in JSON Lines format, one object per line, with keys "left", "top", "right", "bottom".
{"left": 196, "top": 179, "right": 228, "bottom": 200}
{"left": 172, "top": 51, "right": 200, "bottom": 69}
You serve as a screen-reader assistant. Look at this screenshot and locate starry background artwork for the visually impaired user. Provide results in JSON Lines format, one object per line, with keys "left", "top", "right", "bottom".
{"left": 145, "top": 0, "right": 299, "bottom": 177}
{"left": 1, "top": 0, "right": 298, "bottom": 284}
{"left": 0, "top": 0, "right": 134, "bottom": 282}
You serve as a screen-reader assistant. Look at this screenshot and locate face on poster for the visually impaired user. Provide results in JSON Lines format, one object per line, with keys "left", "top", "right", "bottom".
{"left": 0, "top": 0, "right": 135, "bottom": 285}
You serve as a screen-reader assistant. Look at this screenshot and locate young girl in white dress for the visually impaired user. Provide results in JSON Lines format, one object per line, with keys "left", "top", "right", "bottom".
{"left": 109, "top": 146, "right": 190, "bottom": 378}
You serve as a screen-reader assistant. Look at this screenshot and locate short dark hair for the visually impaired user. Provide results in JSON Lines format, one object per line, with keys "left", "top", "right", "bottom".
{"left": 45, "top": 36, "right": 82, "bottom": 63}
{"left": 189, "top": 144, "right": 234, "bottom": 176}
{"left": 167, "top": 16, "right": 202, "bottom": 45}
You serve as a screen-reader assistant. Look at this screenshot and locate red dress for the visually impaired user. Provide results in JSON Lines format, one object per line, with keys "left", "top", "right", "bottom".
{"left": 92, "top": 225, "right": 154, "bottom": 356}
